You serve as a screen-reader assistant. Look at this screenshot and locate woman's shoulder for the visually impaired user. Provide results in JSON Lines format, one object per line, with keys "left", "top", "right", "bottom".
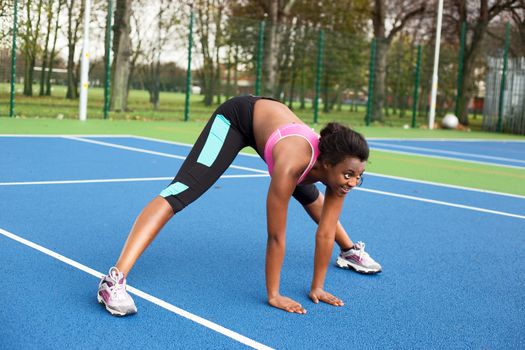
{"left": 272, "top": 136, "right": 313, "bottom": 171}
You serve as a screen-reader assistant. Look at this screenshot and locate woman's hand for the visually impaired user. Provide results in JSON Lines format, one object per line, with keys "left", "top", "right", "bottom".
{"left": 309, "top": 288, "right": 344, "bottom": 306}
{"left": 268, "top": 294, "right": 307, "bottom": 314}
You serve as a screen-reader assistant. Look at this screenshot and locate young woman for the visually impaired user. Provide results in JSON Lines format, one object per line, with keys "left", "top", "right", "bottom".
{"left": 97, "top": 95, "right": 381, "bottom": 316}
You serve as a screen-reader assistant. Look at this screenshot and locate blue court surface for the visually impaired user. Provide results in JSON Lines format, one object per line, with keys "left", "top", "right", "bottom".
{"left": 1, "top": 135, "right": 524, "bottom": 349}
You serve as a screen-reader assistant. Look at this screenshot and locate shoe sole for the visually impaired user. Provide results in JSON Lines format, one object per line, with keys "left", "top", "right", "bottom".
{"left": 97, "top": 294, "right": 136, "bottom": 317}
{"left": 336, "top": 257, "right": 382, "bottom": 274}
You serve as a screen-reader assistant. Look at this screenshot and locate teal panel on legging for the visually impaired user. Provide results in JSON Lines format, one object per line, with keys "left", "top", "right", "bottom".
{"left": 196, "top": 114, "right": 231, "bottom": 167}
{"left": 160, "top": 182, "right": 189, "bottom": 197}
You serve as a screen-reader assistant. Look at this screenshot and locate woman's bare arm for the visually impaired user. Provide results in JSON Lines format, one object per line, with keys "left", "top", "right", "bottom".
{"left": 265, "top": 138, "right": 311, "bottom": 314}
{"left": 309, "top": 187, "right": 345, "bottom": 306}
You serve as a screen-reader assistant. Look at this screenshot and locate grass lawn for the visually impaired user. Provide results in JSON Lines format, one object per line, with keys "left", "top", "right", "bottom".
{"left": 1, "top": 83, "right": 483, "bottom": 130}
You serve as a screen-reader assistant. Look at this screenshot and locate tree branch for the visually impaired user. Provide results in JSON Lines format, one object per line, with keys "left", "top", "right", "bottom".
{"left": 388, "top": 3, "right": 426, "bottom": 41}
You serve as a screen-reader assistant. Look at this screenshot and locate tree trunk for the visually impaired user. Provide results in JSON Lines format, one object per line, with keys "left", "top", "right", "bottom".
{"left": 23, "top": 62, "right": 34, "bottom": 96}
{"left": 23, "top": 0, "right": 44, "bottom": 97}
{"left": 39, "top": 0, "right": 53, "bottom": 96}
{"left": 263, "top": 1, "right": 278, "bottom": 96}
{"left": 372, "top": 38, "right": 389, "bottom": 122}
{"left": 195, "top": 0, "right": 215, "bottom": 106}
{"left": 261, "top": 0, "right": 297, "bottom": 97}
{"left": 233, "top": 45, "right": 239, "bottom": 95}
{"left": 288, "top": 63, "right": 296, "bottom": 109}
{"left": 65, "top": 0, "right": 82, "bottom": 99}
{"left": 299, "top": 62, "right": 305, "bottom": 109}
{"left": 225, "top": 49, "right": 231, "bottom": 100}
{"left": 202, "top": 57, "right": 214, "bottom": 105}
{"left": 111, "top": 0, "right": 132, "bottom": 111}
{"left": 66, "top": 41, "right": 77, "bottom": 99}
{"left": 457, "top": 20, "right": 489, "bottom": 125}
{"left": 323, "top": 69, "right": 329, "bottom": 113}
{"left": 215, "top": 46, "right": 221, "bottom": 105}
{"left": 45, "top": 1, "right": 62, "bottom": 96}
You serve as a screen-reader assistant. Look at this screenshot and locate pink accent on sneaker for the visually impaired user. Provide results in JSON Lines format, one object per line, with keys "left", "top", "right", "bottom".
{"left": 347, "top": 254, "right": 362, "bottom": 263}
{"left": 99, "top": 290, "right": 110, "bottom": 303}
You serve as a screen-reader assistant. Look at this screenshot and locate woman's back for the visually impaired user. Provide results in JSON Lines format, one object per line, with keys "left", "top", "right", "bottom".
{"left": 252, "top": 98, "right": 305, "bottom": 156}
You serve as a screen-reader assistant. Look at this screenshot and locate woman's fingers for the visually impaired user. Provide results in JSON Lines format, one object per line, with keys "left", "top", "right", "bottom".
{"left": 309, "top": 289, "right": 344, "bottom": 307}
{"left": 269, "top": 295, "right": 307, "bottom": 314}
{"left": 320, "top": 292, "right": 344, "bottom": 306}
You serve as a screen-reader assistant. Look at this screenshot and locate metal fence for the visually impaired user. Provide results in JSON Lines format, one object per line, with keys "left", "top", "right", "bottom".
{"left": 483, "top": 57, "right": 525, "bottom": 134}
{"left": 0, "top": 1, "right": 524, "bottom": 134}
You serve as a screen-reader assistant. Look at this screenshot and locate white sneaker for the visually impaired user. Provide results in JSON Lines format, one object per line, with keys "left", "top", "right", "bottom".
{"left": 336, "top": 241, "right": 382, "bottom": 274}
{"left": 97, "top": 267, "right": 137, "bottom": 316}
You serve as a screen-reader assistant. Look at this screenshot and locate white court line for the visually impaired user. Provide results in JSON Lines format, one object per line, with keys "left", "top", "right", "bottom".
{"left": 132, "top": 135, "right": 263, "bottom": 158}
{"left": 129, "top": 135, "right": 525, "bottom": 200}
{"left": 366, "top": 138, "right": 525, "bottom": 142}
{"left": 5, "top": 134, "right": 523, "bottom": 206}
{"left": 0, "top": 174, "right": 269, "bottom": 187}
{"left": 0, "top": 134, "right": 133, "bottom": 138}
{"left": 0, "top": 227, "right": 273, "bottom": 350}
{"left": 369, "top": 147, "right": 525, "bottom": 170}
{"left": 355, "top": 188, "right": 525, "bottom": 220}
{"left": 1, "top": 175, "right": 523, "bottom": 220}
{"left": 2, "top": 134, "right": 525, "bottom": 142}
{"left": 59, "top": 135, "right": 525, "bottom": 202}
{"left": 368, "top": 141, "right": 525, "bottom": 164}
{"left": 62, "top": 136, "right": 268, "bottom": 174}
{"left": 365, "top": 172, "right": 525, "bottom": 200}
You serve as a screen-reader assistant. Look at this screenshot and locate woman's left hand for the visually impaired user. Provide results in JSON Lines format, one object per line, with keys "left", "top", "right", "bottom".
{"left": 309, "top": 288, "right": 344, "bottom": 306}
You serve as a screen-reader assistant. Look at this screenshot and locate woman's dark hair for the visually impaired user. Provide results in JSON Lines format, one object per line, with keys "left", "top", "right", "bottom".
{"left": 318, "top": 122, "right": 369, "bottom": 165}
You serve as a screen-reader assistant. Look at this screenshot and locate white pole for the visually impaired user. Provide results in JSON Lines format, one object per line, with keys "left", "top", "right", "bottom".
{"left": 428, "top": 0, "right": 443, "bottom": 129}
{"left": 79, "top": 0, "right": 91, "bottom": 121}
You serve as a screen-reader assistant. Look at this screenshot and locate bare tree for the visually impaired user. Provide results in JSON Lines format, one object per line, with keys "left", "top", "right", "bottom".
{"left": 369, "top": 0, "right": 427, "bottom": 122}
{"left": 39, "top": 0, "right": 54, "bottom": 96}
{"left": 65, "top": 0, "right": 83, "bottom": 99}
{"left": 448, "top": 0, "right": 519, "bottom": 124}
{"left": 45, "top": 0, "right": 64, "bottom": 95}
{"left": 20, "top": 0, "right": 44, "bottom": 96}
{"left": 195, "top": 0, "right": 228, "bottom": 106}
{"left": 258, "top": 0, "right": 297, "bottom": 97}
{"left": 128, "top": 0, "right": 147, "bottom": 93}
{"left": 510, "top": 0, "right": 525, "bottom": 52}
{"left": 111, "top": 0, "right": 132, "bottom": 111}
{"left": 125, "top": 0, "right": 181, "bottom": 109}
{"left": 0, "top": 0, "right": 13, "bottom": 43}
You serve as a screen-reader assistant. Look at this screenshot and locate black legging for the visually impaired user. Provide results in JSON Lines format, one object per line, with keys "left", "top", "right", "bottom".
{"left": 161, "top": 95, "right": 319, "bottom": 214}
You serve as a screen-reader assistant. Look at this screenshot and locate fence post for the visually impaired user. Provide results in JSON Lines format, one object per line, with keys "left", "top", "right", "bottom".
{"left": 9, "top": 0, "right": 19, "bottom": 118}
{"left": 454, "top": 22, "right": 466, "bottom": 117}
{"left": 497, "top": 22, "right": 510, "bottom": 133}
{"left": 365, "top": 38, "right": 376, "bottom": 126}
{"left": 78, "top": 0, "right": 92, "bottom": 121}
{"left": 313, "top": 30, "right": 324, "bottom": 124}
{"left": 184, "top": 7, "right": 194, "bottom": 122}
{"left": 411, "top": 45, "right": 422, "bottom": 128}
{"left": 255, "top": 21, "right": 265, "bottom": 96}
{"left": 104, "top": 0, "right": 113, "bottom": 119}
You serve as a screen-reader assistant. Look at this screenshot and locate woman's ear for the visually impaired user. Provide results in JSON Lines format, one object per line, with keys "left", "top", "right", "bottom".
{"left": 321, "top": 160, "right": 331, "bottom": 170}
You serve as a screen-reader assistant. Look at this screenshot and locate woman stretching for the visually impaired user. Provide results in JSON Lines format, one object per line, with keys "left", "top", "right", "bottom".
{"left": 97, "top": 95, "right": 381, "bottom": 316}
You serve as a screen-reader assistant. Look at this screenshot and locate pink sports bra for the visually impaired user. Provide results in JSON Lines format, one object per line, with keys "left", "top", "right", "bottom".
{"left": 263, "top": 123, "right": 320, "bottom": 184}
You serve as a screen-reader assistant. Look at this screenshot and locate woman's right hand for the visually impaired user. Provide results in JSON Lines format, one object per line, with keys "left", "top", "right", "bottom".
{"left": 268, "top": 294, "right": 307, "bottom": 314}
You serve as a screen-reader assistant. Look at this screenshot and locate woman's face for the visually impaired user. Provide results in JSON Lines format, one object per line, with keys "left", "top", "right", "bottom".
{"left": 322, "top": 156, "right": 366, "bottom": 196}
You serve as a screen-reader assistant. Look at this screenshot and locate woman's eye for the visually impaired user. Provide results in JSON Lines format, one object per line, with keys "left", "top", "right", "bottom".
{"left": 344, "top": 173, "right": 351, "bottom": 179}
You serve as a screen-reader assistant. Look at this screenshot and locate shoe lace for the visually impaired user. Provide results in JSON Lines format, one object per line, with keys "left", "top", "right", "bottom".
{"left": 355, "top": 241, "right": 369, "bottom": 261}
{"left": 108, "top": 267, "right": 124, "bottom": 299}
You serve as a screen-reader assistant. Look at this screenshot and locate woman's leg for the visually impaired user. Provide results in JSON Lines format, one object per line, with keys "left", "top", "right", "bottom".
{"left": 115, "top": 196, "right": 174, "bottom": 276}
{"left": 301, "top": 192, "right": 354, "bottom": 250}
{"left": 113, "top": 113, "right": 247, "bottom": 277}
